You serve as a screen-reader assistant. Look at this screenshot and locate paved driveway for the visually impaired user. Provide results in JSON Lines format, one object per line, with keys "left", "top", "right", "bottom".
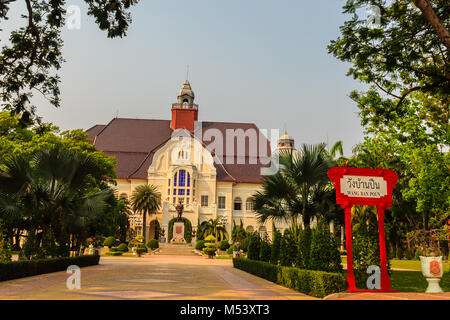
{"left": 0, "top": 255, "right": 316, "bottom": 300}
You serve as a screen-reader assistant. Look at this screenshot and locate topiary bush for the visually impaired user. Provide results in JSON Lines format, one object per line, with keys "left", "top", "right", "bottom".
{"left": 247, "top": 233, "right": 261, "bottom": 261}
{"left": 219, "top": 240, "right": 230, "bottom": 251}
{"left": 203, "top": 235, "right": 217, "bottom": 258}
{"left": 146, "top": 239, "right": 159, "bottom": 250}
{"left": 195, "top": 240, "right": 206, "bottom": 250}
{"left": 259, "top": 234, "right": 272, "bottom": 262}
{"left": 309, "top": 217, "right": 343, "bottom": 273}
{"left": 297, "top": 227, "right": 312, "bottom": 269}
{"left": 117, "top": 243, "right": 129, "bottom": 252}
{"left": 103, "top": 236, "right": 116, "bottom": 248}
{"left": 270, "top": 227, "right": 281, "bottom": 265}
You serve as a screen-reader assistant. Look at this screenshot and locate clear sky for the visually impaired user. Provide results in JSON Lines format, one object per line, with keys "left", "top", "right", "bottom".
{"left": 2, "top": 0, "right": 369, "bottom": 156}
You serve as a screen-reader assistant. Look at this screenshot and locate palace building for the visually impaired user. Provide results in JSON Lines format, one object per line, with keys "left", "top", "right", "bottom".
{"left": 87, "top": 80, "right": 293, "bottom": 241}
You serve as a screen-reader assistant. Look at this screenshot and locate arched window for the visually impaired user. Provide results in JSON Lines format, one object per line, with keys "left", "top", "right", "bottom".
{"left": 246, "top": 198, "right": 254, "bottom": 211}
{"left": 119, "top": 193, "right": 128, "bottom": 200}
{"left": 259, "top": 226, "right": 267, "bottom": 238}
{"left": 246, "top": 226, "right": 254, "bottom": 232}
{"left": 172, "top": 169, "right": 191, "bottom": 206}
{"left": 234, "top": 197, "right": 242, "bottom": 211}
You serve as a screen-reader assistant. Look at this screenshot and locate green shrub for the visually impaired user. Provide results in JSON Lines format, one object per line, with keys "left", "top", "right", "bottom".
{"left": 309, "top": 218, "right": 343, "bottom": 273}
{"left": 405, "top": 248, "right": 414, "bottom": 260}
{"left": 396, "top": 247, "right": 403, "bottom": 260}
{"left": 117, "top": 243, "right": 129, "bottom": 252}
{"left": 238, "top": 236, "right": 251, "bottom": 252}
{"left": 103, "top": 236, "right": 116, "bottom": 248}
{"left": 270, "top": 226, "right": 281, "bottom": 265}
{"left": 203, "top": 247, "right": 217, "bottom": 257}
{"left": 105, "top": 251, "right": 123, "bottom": 256}
{"left": 247, "top": 233, "right": 261, "bottom": 260}
{"left": 0, "top": 255, "right": 100, "bottom": 282}
{"left": 280, "top": 229, "right": 297, "bottom": 267}
{"left": 233, "top": 258, "right": 346, "bottom": 298}
{"left": 227, "top": 247, "right": 234, "bottom": 254}
{"left": 195, "top": 240, "right": 206, "bottom": 250}
{"left": 0, "top": 233, "right": 12, "bottom": 263}
{"left": 135, "top": 243, "right": 148, "bottom": 256}
{"left": 146, "top": 239, "right": 159, "bottom": 250}
{"left": 259, "top": 234, "right": 271, "bottom": 262}
{"left": 297, "top": 227, "right": 311, "bottom": 269}
{"left": 219, "top": 240, "right": 230, "bottom": 251}
{"left": 414, "top": 248, "right": 422, "bottom": 260}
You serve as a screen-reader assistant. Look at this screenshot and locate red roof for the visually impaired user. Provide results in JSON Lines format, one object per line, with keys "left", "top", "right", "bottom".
{"left": 87, "top": 118, "right": 271, "bottom": 183}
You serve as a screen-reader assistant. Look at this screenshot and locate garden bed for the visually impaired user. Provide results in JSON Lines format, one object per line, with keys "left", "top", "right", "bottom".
{"left": 0, "top": 255, "right": 100, "bottom": 282}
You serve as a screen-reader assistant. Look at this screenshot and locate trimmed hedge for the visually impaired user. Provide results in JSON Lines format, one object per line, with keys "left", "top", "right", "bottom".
{"left": 105, "top": 251, "right": 123, "bottom": 256}
{"left": 0, "top": 255, "right": 100, "bottom": 282}
{"left": 233, "top": 258, "right": 346, "bottom": 298}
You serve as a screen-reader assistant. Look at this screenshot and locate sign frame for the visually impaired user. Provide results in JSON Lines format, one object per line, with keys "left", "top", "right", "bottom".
{"left": 328, "top": 166, "right": 398, "bottom": 293}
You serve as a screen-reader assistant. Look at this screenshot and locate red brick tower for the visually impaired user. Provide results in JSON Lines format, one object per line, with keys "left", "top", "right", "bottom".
{"left": 171, "top": 80, "right": 198, "bottom": 132}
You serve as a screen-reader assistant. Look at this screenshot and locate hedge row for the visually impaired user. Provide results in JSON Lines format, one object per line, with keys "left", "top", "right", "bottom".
{"left": 233, "top": 258, "right": 346, "bottom": 298}
{"left": 0, "top": 255, "right": 100, "bottom": 282}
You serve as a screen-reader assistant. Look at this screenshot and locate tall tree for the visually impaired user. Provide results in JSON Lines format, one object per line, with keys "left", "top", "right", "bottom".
{"left": 329, "top": 1, "right": 449, "bottom": 115}
{"left": 0, "top": 0, "right": 139, "bottom": 124}
{"left": 130, "top": 185, "right": 161, "bottom": 243}
{"left": 253, "top": 144, "right": 333, "bottom": 228}
{"left": 0, "top": 145, "right": 113, "bottom": 257}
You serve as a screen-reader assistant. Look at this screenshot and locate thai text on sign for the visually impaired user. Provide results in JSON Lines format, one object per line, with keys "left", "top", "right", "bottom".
{"left": 340, "top": 175, "right": 387, "bottom": 198}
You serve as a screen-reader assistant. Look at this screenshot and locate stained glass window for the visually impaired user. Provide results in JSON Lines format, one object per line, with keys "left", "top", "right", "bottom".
{"left": 179, "top": 170, "right": 186, "bottom": 187}
{"left": 174, "top": 173, "right": 177, "bottom": 186}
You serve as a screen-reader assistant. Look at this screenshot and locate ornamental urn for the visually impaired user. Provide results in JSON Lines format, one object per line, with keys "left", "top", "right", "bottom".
{"left": 419, "top": 256, "right": 444, "bottom": 293}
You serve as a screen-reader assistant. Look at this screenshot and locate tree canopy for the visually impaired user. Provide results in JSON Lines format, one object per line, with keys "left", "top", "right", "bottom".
{"left": 0, "top": 0, "right": 139, "bottom": 123}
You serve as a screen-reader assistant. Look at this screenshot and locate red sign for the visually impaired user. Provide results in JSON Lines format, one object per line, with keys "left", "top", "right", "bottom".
{"left": 328, "top": 167, "right": 398, "bottom": 209}
{"left": 328, "top": 167, "right": 398, "bottom": 293}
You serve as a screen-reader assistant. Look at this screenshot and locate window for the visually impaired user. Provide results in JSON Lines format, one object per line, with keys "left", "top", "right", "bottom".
{"left": 246, "top": 198, "right": 254, "bottom": 211}
{"left": 246, "top": 226, "right": 254, "bottom": 232}
{"left": 259, "top": 226, "right": 267, "bottom": 238}
{"left": 201, "top": 195, "right": 209, "bottom": 207}
{"left": 171, "top": 169, "right": 192, "bottom": 206}
{"left": 119, "top": 193, "right": 128, "bottom": 200}
{"left": 218, "top": 196, "right": 226, "bottom": 209}
{"left": 234, "top": 197, "right": 242, "bottom": 211}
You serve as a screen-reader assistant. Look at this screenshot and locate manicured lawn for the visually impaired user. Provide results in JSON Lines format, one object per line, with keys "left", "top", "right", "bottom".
{"left": 390, "top": 270, "right": 449, "bottom": 292}
{"left": 341, "top": 256, "right": 450, "bottom": 272}
{"left": 340, "top": 256, "right": 449, "bottom": 292}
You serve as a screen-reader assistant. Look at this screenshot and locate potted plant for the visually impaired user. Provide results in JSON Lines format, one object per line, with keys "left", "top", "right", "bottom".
{"left": 410, "top": 230, "right": 446, "bottom": 293}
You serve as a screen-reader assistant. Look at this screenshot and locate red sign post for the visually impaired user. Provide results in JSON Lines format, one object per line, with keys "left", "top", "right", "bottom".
{"left": 328, "top": 166, "right": 398, "bottom": 292}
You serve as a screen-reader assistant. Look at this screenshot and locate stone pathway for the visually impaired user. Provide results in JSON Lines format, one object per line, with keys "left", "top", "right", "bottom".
{"left": 0, "top": 255, "right": 315, "bottom": 300}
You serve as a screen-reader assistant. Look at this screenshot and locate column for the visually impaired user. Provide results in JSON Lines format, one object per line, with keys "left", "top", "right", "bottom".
{"left": 345, "top": 206, "right": 356, "bottom": 291}
{"left": 377, "top": 206, "right": 392, "bottom": 291}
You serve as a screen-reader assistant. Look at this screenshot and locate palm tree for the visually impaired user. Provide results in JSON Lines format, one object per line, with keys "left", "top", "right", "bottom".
{"left": 198, "top": 218, "right": 229, "bottom": 242}
{"left": 130, "top": 185, "right": 161, "bottom": 242}
{"left": 253, "top": 143, "right": 333, "bottom": 229}
{"left": 0, "top": 146, "right": 112, "bottom": 257}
